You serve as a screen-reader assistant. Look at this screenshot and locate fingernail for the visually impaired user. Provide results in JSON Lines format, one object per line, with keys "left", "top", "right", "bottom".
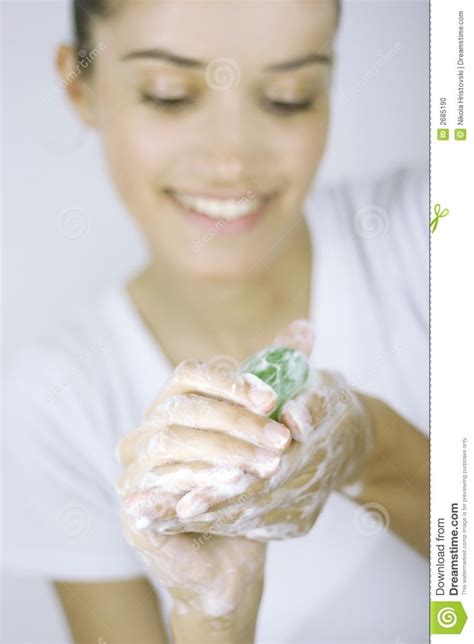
{"left": 280, "top": 401, "right": 312, "bottom": 442}
{"left": 243, "top": 373, "right": 276, "bottom": 410}
{"left": 264, "top": 422, "right": 291, "bottom": 449}
{"left": 255, "top": 448, "right": 281, "bottom": 477}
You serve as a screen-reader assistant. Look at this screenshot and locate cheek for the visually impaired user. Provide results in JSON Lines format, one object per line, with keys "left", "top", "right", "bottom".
{"left": 101, "top": 116, "right": 167, "bottom": 189}
{"left": 276, "top": 111, "right": 330, "bottom": 201}
{"left": 99, "top": 116, "right": 180, "bottom": 236}
{"left": 297, "top": 116, "right": 330, "bottom": 182}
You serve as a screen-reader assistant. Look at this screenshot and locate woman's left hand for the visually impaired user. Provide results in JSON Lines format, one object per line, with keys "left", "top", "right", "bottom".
{"left": 117, "top": 321, "right": 374, "bottom": 540}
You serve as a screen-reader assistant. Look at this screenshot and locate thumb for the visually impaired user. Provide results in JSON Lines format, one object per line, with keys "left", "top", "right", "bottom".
{"left": 271, "top": 319, "right": 315, "bottom": 359}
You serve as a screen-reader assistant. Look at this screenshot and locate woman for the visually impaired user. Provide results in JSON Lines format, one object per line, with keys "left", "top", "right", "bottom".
{"left": 3, "top": 0, "right": 429, "bottom": 642}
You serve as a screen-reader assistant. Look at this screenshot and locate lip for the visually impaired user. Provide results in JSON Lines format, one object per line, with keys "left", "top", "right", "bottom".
{"left": 165, "top": 189, "right": 275, "bottom": 235}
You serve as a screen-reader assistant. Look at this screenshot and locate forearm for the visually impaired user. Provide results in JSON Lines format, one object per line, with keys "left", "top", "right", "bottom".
{"left": 53, "top": 578, "right": 168, "bottom": 644}
{"left": 170, "top": 576, "right": 264, "bottom": 644}
{"left": 339, "top": 393, "right": 429, "bottom": 557}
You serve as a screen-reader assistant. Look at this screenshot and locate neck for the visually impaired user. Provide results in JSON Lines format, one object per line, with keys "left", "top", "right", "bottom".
{"left": 128, "top": 216, "right": 312, "bottom": 363}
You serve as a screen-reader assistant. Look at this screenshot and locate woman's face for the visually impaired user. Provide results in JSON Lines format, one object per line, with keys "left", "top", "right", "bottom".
{"left": 69, "top": 0, "right": 337, "bottom": 278}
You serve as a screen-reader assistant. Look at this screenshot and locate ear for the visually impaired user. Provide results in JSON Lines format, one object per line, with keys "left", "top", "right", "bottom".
{"left": 55, "top": 43, "right": 98, "bottom": 128}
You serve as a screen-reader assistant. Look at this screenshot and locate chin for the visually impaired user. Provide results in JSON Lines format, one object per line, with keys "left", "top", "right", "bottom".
{"left": 178, "top": 245, "right": 265, "bottom": 281}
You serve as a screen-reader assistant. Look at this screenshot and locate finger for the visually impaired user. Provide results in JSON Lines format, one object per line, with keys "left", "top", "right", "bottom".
{"left": 279, "top": 390, "right": 328, "bottom": 441}
{"left": 271, "top": 319, "right": 315, "bottom": 359}
{"left": 279, "top": 370, "right": 352, "bottom": 442}
{"left": 117, "top": 425, "right": 282, "bottom": 496}
{"left": 117, "top": 393, "right": 290, "bottom": 466}
{"left": 124, "top": 488, "right": 181, "bottom": 528}
{"left": 136, "top": 462, "right": 245, "bottom": 494}
{"left": 176, "top": 471, "right": 255, "bottom": 519}
{"left": 145, "top": 358, "right": 277, "bottom": 418}
{"left": 124, "top": 464, "right": 254, "bottom": 521}
{"left": 122, "top": 463, "right": 224, "bottom": 525}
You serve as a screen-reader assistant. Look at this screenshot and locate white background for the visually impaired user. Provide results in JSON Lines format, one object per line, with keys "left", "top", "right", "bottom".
{"left": 1, "top": 0, "right": 429, "bottom": 641}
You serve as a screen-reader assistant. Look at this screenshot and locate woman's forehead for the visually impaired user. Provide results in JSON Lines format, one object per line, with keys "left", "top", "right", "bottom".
{"left": 96, "top": 0, "right": 337, "bottom": 66}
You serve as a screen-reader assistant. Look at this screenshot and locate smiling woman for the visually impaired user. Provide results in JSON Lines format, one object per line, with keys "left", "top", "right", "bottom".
{"left": 3, "top": 0, "right": 429, "bottom": 643}
{"left": 57, "top": 0, "right": 339, "bottom": 280}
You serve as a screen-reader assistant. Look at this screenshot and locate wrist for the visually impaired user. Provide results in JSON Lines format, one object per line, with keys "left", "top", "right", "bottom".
{"left": 332, "top": 390, "right": 377, "bottom": 493}
{"left": 354, "top": 392, "right": 397, "bottom": 460}
{"left": 170, "top": 575, "right": 264, "bottom": 644}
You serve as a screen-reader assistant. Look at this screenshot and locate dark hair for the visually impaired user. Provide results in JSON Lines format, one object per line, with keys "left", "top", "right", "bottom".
{"left": 73, "top": 0, "right": 112, "bottom": 54}
{"left": 73, "top": 0, "right": 341, "bottom": 60}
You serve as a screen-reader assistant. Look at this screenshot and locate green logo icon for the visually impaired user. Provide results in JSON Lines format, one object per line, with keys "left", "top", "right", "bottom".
{"left": 437, "top": 128, "right": 449, "bottom": 140}
{"left": 430, "top": 203, "right": 450, "bottom": 233}
{"left": 455, "top": 128, "right": 467, "bottom": 140}
{"left": 430, "top": 601, "right": 468, "bottom": 634}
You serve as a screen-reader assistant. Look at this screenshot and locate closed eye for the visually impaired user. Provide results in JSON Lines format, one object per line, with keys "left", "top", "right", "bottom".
{"left": 141, "top": 93, "right": 195, "bottom": 110}
{"left": 140, "top": 92, "right": 315, "bottom": 115}
{"left": 262, "top": 97, "right": 315, "bottom": 115}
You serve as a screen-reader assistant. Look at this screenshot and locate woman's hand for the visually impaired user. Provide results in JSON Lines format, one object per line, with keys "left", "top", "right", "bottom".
{"left": 116, "top": 351, "right": 288, "bottom": 635}
{"left": 116, "top": 321, "right": 373, "bottom": 541}
{"left": 121, "top": 519, "right": 266, "bottom": 640}
{"left": 116, "top": 355, "right": 292, "bottom": 516}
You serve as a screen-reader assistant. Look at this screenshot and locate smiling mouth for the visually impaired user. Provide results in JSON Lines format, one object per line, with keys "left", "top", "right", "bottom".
{"left": 165, "top": 189, "right": 273, "bottom": 221}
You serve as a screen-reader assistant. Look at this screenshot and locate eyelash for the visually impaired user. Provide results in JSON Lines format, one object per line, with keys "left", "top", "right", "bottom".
{"left": 141, "top": 93, "right": 195, "bottom": 111}
{"left": 261, "top": 97, "right": 315, "bottom": 114}
{"left": 140, "top": 93, "right": 315, "bottom": 115}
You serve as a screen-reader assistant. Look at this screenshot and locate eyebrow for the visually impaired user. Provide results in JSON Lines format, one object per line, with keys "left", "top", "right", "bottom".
{"left": 120, "top": 48, "right": 332, "bottom": 71}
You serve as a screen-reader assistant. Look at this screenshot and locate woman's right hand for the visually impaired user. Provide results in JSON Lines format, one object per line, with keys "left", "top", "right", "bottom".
{"left": 115, "top": 358, "right": 289, "bottom": 624}
{"left": 116, "top": 357, "right": 292, "bottom": 520}
{"left": 116, "top": 320, "right": 369, "bottom": 543}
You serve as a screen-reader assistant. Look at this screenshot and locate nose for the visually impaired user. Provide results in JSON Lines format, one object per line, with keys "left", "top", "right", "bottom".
{"left": 211, "top": 154, "right": 245, "bottom": 183}
{"left": 205, "top": 98, "right": 250, "bottom": 182}
{"left": 201, "top": 97, "right": 272, "bottom": 185}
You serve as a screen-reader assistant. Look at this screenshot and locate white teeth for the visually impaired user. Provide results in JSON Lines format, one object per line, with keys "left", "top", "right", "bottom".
{"left": 172, "top": 192, "right": 263, "bottom": 220}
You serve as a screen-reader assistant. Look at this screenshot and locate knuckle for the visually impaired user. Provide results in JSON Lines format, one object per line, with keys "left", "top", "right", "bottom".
{"left": 147, "top": 394, "right": 189, "bottom": 424}
{"left": 205, "top": 354, "right": 240, "bottom": 388}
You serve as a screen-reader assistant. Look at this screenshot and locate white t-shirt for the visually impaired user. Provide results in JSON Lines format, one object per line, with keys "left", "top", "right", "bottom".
{"left": 2, "top": 166, "right": 429, "bottom": 643}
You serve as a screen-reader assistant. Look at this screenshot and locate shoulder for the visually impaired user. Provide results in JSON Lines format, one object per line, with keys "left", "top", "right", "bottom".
{"left": 306, "top": 165, "right": 429, "bottom": 288}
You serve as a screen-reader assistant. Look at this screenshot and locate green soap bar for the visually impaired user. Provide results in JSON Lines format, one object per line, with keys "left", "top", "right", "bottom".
{"left": 240, "top": 346, "right": 309, "bottom": 420}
